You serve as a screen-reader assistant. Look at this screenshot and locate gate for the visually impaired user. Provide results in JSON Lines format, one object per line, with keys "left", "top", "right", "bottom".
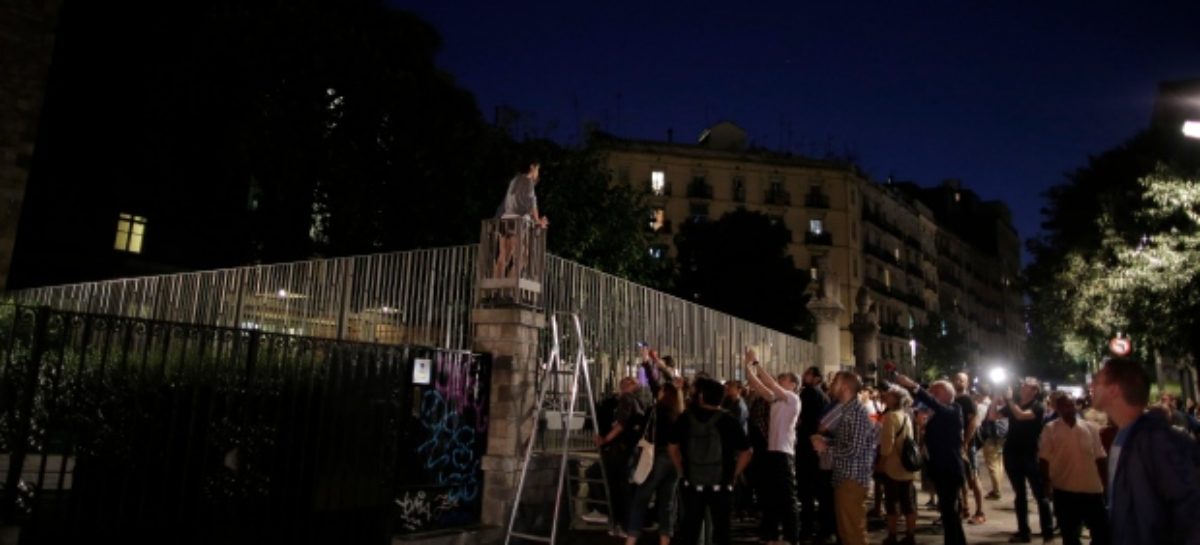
{"left": 0, "top": 305, "right": 489, "bottom": 544}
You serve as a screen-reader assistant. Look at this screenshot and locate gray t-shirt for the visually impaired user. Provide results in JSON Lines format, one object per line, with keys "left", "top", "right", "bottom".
{"left": 495, "top": 174, "right": 537, "bottom": 218}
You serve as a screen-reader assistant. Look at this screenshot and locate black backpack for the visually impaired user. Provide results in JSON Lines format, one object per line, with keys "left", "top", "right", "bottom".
{"left": 897, "top": 415, "right": 923, "bottom": 472}
{"left": 686, "top": 412, "right": 725, "bottom": 487}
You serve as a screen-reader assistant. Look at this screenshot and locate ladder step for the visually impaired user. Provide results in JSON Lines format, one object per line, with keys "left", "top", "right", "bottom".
{"left": 507, "top": 531, "right": 554, "bottom": 543}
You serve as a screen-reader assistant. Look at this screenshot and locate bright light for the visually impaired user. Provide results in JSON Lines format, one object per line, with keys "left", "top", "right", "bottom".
{"left": 1184, "top": 120, "right": 1200, "bottom": 139}
{"left": 988, "top": 367, "right": 1008, "bottom": 384}
{"left": 277, "top": 289, "right": 288, "bottom": 298}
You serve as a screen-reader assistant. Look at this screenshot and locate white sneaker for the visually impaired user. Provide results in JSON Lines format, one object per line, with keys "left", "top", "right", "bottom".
{"left": 581, "top": 511, "right": 609, "bottom": 524}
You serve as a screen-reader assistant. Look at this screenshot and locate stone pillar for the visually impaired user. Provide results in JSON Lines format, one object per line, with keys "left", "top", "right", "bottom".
{"left": 849, "top": 287, "right": 880, "bottom": 383}
{"left": 0, "top": 1, "right": 62, "bottom": 291}
{"left": 474, "top": 307, "right": 544, "bottom": 529}
{"left": 806, "top": 273, "right": 844, "bottom": 377}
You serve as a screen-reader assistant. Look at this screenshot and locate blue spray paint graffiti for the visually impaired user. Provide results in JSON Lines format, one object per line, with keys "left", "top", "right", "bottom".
{"left": 405, "top": 350, "right": 489, "bottom": 530}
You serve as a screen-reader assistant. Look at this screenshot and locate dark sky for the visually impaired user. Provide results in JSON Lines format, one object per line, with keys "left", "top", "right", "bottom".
{"left": 393, "top": 1, "right": 1200, "bottom": 263}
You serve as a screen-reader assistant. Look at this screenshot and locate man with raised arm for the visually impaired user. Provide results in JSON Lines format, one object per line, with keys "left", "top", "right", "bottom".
{"left": 743, "top": 348, "right": 802, "bottom": 545}
{"left": 892, "top": 373, "right": 967, "bottom": 545}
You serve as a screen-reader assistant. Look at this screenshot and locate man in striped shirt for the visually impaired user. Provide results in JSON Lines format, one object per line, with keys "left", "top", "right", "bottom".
{"left": 813, "top": 371, "right": 876, "bottom": 545}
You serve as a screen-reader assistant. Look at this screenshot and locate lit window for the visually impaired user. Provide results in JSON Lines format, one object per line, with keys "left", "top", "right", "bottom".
{"left": 893, "top": 247, "right": 901, "bottom": 261}
{"left": 810, "top": 267, "right": 819, "bottom": 280}
{"left": 954, "top": 192, "right": 961, "bottom": 202}
{"left": 809, "top": 219, "right": 824, "bottom": 235}
{"left": 114, "top": 213, "right": 146, "bottom": 253}
{"left": 649, "top": 208, "right": 666, "bottom": 231}
{"left": 651, "top": 170, "right": 666, "bottom": 195}
{"left": 883, "top": 268, "right": 891, "bottom": 288}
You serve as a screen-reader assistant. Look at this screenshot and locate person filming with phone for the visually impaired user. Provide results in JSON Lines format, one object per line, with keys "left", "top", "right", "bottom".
{"left": 891, "top": 373, "right": 968, "bottom": 545}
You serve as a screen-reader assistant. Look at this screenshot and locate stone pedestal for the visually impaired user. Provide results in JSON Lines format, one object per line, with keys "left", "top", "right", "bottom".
{"left": 807, "top": 299, "right": 843, "bottom": 377}
{"left": 848, "top": 287, "right": 880, "bottom": 383}
{"left": 472, "top": 307, "right": 545, "bottom": 529}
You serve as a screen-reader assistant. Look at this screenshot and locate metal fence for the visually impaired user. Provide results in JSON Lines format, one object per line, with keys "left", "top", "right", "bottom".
{"left": 8, "top": 246, "right": 477, "bottom": 349}
{"left": 6, "top": 231, "right": 819, "bottom": 392}
{"left": 0, "top": 304, "right": 489, "bottom": 544}
{"left": 542, "top": 256, "right": 820, "bottom": 391}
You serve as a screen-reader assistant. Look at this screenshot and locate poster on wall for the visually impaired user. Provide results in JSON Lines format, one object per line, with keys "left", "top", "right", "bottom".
{"left": 413, "top": 358, "right": 432, "bottom": 385}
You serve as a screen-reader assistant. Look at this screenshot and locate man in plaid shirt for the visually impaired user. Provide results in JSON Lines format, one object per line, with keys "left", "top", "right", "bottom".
{"left": 813, "top": 371, "right": 876, "bottom": 545}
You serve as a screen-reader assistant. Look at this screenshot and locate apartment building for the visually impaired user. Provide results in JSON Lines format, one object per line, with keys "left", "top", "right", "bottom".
{"left": 598, "top": 122, "right": 1024, "bottom": 372}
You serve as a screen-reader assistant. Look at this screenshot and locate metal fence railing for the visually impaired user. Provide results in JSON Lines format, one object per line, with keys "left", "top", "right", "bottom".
{"left": 5, "top": 234, "right": 819, "bottom": 393}
{"left": 542, "top": 255, "right": 820, "bottom": 392}
{"left": 7, "top": 246, "right": 478, "bottom": 349}
{"left": 0, "top": 304, "right": 489, "bottom": 543}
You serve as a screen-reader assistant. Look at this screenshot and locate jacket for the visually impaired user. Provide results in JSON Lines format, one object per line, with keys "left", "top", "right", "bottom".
{"left": 879, "top": 409, "right": 918, "bottom": 482}
{"left": 1109, "top": 410, "right": 1200, "bottom": 545}
{"left": 912, "top": 387, "right": 964, "bottom": 482}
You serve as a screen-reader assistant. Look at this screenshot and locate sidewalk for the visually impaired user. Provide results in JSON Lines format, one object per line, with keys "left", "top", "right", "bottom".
{"left": 568, "top": 473, "right": 1070, "bottom": 545}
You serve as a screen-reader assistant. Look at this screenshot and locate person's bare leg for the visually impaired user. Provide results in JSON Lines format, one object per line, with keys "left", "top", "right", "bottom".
{"left": 904, "top": 512, "right": 917, "bottom": 537}
{"left": 494, "top": 236, "right": 513, "bottom": 278}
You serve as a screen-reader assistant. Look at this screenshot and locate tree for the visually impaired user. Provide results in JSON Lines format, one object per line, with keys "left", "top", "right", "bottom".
{"left": 672, "top": 209, "right": 812, "bottom": 336}
{"left": 912, "top": 313, "right": 971, "bottom": 382}
{"left": 1026, "top": 127, "right": 1200, "bottom": 379}
{"left": 524, "top": 141, "right": 670, "bottom": 287}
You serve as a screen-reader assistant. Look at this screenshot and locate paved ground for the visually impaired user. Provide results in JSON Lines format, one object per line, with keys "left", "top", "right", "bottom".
{"left": 567, "top": 474, "right": 1084, "bottom": 545}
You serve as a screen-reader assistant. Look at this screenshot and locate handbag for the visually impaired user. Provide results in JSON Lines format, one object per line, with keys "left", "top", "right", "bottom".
{"left": 631, "top": 409, "right": 656, "bottom": 484}
{"left": 899, "top": 415, "right": 923, "bottom": 472}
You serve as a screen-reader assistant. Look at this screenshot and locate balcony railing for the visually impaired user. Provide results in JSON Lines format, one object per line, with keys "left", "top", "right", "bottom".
{"left": 687, "top": 180, "right": 714, "bottom": 199}
{"left": 765, "top": 188, "right": 791, "bottom": 206}
{"left": 646, "top": 179, "right": 672, "bottom": 197}
{"left": 864, "top": 242, "right": 900, "bottom": 266}
{"left": 804, "top": 231, "right": 833, "bottom": 246}
{"left": 804, "top": 192, "right": 830, "bottom": 209}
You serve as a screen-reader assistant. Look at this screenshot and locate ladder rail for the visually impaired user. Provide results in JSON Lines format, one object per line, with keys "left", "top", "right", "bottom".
{"left": 504, "top": 313, "right": 613, "bottom": 545}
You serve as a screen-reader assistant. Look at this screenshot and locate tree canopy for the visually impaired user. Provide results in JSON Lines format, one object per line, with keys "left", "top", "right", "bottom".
{"left": 672, "top": 209, "right": 813, "bottom": 336}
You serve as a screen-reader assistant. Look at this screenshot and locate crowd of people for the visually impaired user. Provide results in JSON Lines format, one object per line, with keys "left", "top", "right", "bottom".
{"left": 583, "top": 348, "right": 1200, "bottom": 545}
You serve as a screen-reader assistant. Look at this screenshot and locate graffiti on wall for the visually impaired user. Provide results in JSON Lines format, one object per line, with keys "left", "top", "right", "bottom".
{"left": 402, "top": 350, "right": 490, "bottom": 531}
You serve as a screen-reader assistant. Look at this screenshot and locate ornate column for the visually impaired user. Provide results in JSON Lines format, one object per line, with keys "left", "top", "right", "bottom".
{"left": 806, "top": 272, "right": 844, "bottom": 377}
{"left": 849, "top": 287, "right": 881, "bottom": 383}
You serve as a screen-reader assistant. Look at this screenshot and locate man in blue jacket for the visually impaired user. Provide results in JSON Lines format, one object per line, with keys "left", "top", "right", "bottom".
{"left": 1091, "top": 357, "right": 1200, "bottom": 545}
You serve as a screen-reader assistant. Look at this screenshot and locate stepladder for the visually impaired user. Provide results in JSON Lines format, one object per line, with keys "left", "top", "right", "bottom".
{"left": 504, "top": 313, "right": 614, "bottom": 545}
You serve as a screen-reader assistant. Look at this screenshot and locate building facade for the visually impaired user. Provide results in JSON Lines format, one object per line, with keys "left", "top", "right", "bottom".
{"left": 598, "top": 123, "right": 1024, "bottom": 375}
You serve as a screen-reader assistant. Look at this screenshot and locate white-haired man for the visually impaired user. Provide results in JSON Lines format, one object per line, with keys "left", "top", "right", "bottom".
{"left": 893, "top": 374, "right": 967, "bottom": 545}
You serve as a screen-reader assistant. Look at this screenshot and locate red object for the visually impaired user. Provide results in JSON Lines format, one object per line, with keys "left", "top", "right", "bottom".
{"left": 1109, "top": 337, "right": 1132, "bottom": 357}
{"left": 883, "top": 361, "right": 897, "bottom": 373}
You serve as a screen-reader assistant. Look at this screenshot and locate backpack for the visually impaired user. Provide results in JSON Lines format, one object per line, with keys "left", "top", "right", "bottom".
{"left": 686, "top": 412, "right": 725, "bottom": 487}
{"left": 980, "top": 417, "right": 1008, "bottom": 441}
{"left": 898, "top": 415, "right": 923, "bottom": 472}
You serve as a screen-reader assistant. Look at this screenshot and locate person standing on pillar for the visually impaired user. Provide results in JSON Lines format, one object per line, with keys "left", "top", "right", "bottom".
{"left": 744, "top": 349, "right": 802, "bottom": 545}
{"left": 891, "top": 373, "right": 968, "bottom": 545}
{"left": 998, "top": 379, "right": 1054, "bottom": 543}
{"left": 952, "top": 372, "right": 986, "bottom": 525}
{"left": 796, "top": 366, "right": 830, "bottom": 541}
{"left": 492, "top": 160, "right": 548, "bottom": 278}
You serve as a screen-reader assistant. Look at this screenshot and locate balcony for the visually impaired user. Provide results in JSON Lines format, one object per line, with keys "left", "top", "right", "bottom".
{"left": 647, "top": 219, "right": 673, "bottom": 235}
{"left": 905, "top": 262, "right": 924, "bottom": 279}
{"left": 687, "top": 179, "right": 713, "bottom": 199}
{"left": 804, "top": 192, "right": 830, "bottom": 209}
{"left": 863, "top": 242, "right": 900, "bottom": 266}
{"left": 862, "top": 207, "right": 904, "bottom": 239}
{"left": 804, "top": 231, "right": 833, "bottom": 246}
{"left": 645, "top": 179, "right": 671, "bottom": 197}
{"left": 865, "top": 276, "right": 891, "bottom": 295}
{"left": 765, "top": 187, "right": 791, "bottom": 206}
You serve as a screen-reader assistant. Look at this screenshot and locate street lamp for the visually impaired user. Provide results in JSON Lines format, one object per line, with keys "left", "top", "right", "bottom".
{"left": 1184, "top": 120, "right": 1200, "bottom": 139}
{"left": 988, "top": 366, "right": 1008, "bottom": 385}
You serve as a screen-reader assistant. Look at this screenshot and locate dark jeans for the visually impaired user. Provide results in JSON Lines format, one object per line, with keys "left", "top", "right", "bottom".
{"left": 601, "top": 443, "right": 633, "bottom": 528}
{"left": 796, "top": 450, "right": 820, "bottom": 535}
{"left": 758, "top": 452, "right": 799, "bottom": 543}
{"left": 816, "top": 469, "right": 836, "bottom": 540}
{"left": 678, "top": 486, "right": 733, "bottom": 545}
{"left": 1052, "top": 490, "right": 1110, "bottom": 545}
{"left": 933, "top": 473, "right": 966, "bottom": 545}
{"left": 625, "top": 451, "right": 679, "bottom": 536}
{"left": 1004, "top": 452, "right": 1054, "bottom": 538}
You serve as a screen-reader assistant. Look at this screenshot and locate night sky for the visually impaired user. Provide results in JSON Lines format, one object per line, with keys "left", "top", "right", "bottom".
{"left": 394, "top": 1, "right": 1200, "bottom": 262}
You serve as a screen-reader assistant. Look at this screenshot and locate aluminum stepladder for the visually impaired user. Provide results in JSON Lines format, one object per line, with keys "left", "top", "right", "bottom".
{"left": 505, "top": 313, "right": 613, "bottom": 545}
